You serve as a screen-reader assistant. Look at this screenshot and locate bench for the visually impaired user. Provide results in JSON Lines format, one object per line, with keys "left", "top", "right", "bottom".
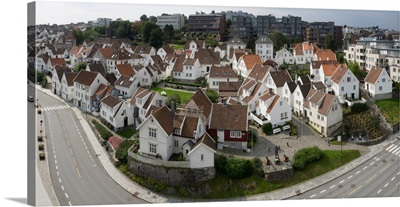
{"left": 273, "top": 128, "right": 281, "bottom": 134}
{"left": 282, "top": 125, "right": 291, "bottom": 131}
{"left": 283, "top": 154, "right": 289, "bottom": 162}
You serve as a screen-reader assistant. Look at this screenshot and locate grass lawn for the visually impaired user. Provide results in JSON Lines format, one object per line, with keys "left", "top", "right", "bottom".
{"left": 170, "top": 44, "right": 184, "bottom": 50}
{"left": 151, "top": 86, "right": 194, "bottom": 104}
{"left": 119, "top": 149, "right": 360, "bottom": 199}
{"left": 376, "top": 98, "right": 400, "bottom": 124}
{"left": 116, "top": 128, "right": 136, "bottom": 139}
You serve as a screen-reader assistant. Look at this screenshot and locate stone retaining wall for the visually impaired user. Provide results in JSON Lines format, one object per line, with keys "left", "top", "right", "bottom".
{"left": 127, "top": 156, "right": 215, "bottom": 186}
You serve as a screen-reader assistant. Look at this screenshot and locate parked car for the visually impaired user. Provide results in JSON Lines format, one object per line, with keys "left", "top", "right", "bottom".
{"left": 28, "top": 95, "right": 34, "bottom": 102}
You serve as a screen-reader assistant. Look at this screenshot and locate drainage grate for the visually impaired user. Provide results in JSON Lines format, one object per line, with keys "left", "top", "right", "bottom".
{"left": 382, "top": 159, "right": 387, "bottom": 163}
{"left": 339, "top": 185, "right": 343, "bottom": 188}
{"left": 351, "top": 184, "right": 356, "bottom": 188}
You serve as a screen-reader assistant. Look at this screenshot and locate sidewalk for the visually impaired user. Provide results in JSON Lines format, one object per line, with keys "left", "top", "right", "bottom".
{"left": 36, "top": 85, "right": 400, "bottom": 203}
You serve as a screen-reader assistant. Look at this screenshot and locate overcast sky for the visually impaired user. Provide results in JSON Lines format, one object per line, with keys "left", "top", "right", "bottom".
{"left": 33, "top": 0, "right": 400, "bottom": 30}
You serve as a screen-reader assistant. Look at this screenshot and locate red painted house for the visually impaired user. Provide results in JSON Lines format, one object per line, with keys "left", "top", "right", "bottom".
{"left": 207, "top": 103, "right": 248, "bottom": 150}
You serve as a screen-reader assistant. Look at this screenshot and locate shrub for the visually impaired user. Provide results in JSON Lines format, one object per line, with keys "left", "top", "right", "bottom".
{"left": 248, "top": 129, "right": 257, "bottom": 143}
{"left": 351, "top": 103, "right": 368, "bottom": 113}
{"left": 262, "top": 123, "right": 273, "bottom": 135}
{"left": 252, "top": 158, "right": 264, "bottom": 177}
{"left": 293, "top": 146, "right": 323, "bottom": 169}
{"left": 215, "top": 155, "right": 228, "bottom": 174}
{"left": 225, "top": 157, "right": 253, "bottom": 179}
{"left": 115, "top": 139, "right": 135, "bottom": 163}
{"left": 92, "top": 119, "right": 113, "bottom": 140}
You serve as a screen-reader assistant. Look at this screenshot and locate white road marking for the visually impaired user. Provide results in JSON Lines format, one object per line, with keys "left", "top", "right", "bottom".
{"left": 356, "top": 171, "right": 360, "bottom": 174}
{"left": 320, "top": 190, "right": 326, "bottom": 193}
{"left": 348, "top": 175, "right": 353, "bottom": 179}
{"left": 392, "top": 177, "right": 395, "bottom": 181}
{"left": 68, "top": 201, "right": 72, "bottom": 206}
{"left": 330, "top": 185, "right": 336, "bottom": 189}
{"left": 392, "top": 148, "right": 400, "bottom": 154}
{"left": 388, "top": 146, "right": 398, "bottom": 153}
{"left": 61, "top": 185, "right": 64, "bottom": 191}
{"left": 386, "top": 144, "right": 395, "bottom": 151}
{"left": 57, "top": 171, "right": 59, "bottom": 176}
{"left": 370, "top": 162, "right": 374, "bottom": 165}
{"left": 55, "top": 160, "right": 57, "bottom": 164}
{"left": 53, "top": 150, "right": 56, "bottom": 154}
{"left": 310, "top": 194, "right": 316, "bottom": 198}
{"left": 397, "top": 172, "right": 400, "bottom": 176}
{"left": 55, "top": 165, "right": 58, "bottom": 170}
{"left": 340, "top": 180, "right": 345, "bottom": 184}
{"left": 396, "top": 150, "right": 400, "bottom": 155}
{"left": 363, "top": 166, "right": 368, "bottom": 170}
{"left": 65, "top": 193, "right": 69, "bottom": 198}
{"left": 384, "top": 183, "right": 389, "bottom": 188}
{"left": 378, "top": 189, "right": 382, "bottom": 194}
{"left": 59, "top": 178, "right": 61, "bottom": 183}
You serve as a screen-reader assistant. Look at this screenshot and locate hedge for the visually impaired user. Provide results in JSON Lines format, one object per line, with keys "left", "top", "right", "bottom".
{"left": 262, "top": 123, "right": 273, "bottom": 135}
{"left": 165, "top": 81, "right": 203, "bottom": 87}
{"left": 351, "top": 103, "right": 368, "bottom": 113}
{"left": 293, "top": 146, "right": 323, "bottom": 169}
{"left": 92, "top": 119, "right": 113, "bottom": 140}
{"left": 225, "top": 157, "right": 253, "bottom": 179}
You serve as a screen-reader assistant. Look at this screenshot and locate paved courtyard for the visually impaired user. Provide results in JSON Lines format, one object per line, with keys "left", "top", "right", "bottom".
{"left": 218, "top": 116, "right": 370, "bottom": 163}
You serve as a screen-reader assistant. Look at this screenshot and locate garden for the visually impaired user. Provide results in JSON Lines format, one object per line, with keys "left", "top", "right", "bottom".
{"left": 151, "top": 86, "right": 194, "bottom": 104}
{"left": 343, "top": 110, "right": 383, "bottom": 140}
{"left": 118, "top": 146, "right": 360, "bottom": 199}
{"left": 375, "top": 98, "right": 400, "bottom": 125}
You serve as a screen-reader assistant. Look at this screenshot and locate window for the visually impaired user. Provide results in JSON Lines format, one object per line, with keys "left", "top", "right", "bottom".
{"left": 280, "top": 101, "right": 283, "bottom": 106}
{"left": 230, "top": 131, "right": 236, "bottom": 138}
{"left": 317, "top": 115, "right": 320, "bottom": 120}
{"left": 379, "top": 86, "right": 382, "bottom": 91}
{"left": 175, "top": 129, "right": 180, "bottom": 135}
{"left": 341, "top": 86, "right": 344, "bottom": 91}
{"left": 109, "top": 116, "right": 113, "bottom": 122}
{"left": 347, "top": 77, "right": 351, "bottom": 82}
{"left": 353, "top": 85, "right": 356, "bottom": 90}
{"left": 174, "top": 140, "right": 179, "bottom": 148}
{"left": 149, "top": 143, "right": 157, "bottom": 154}
{"left": 236, "top": 131, "right": 242, "bottom": 138}
{"left": 149, "top": 128, "right": 157, "bottom": 138}
{"left": 382, "top": 78, "right": 386, "bottom": 82}
{"left": 200, "top": 154, "right": 204, "bottom": 161}
{"left": 321, "top": 116, "right": 324, "bottom": 121}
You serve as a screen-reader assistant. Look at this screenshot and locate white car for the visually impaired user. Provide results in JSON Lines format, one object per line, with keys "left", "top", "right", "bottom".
{"left": 160, "top": 91, "right": 167, "bottom": 96}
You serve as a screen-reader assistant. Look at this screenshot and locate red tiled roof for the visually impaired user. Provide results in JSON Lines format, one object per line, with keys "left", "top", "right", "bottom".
{"left": 116, "top": 64, "right": 135, "bottom": 77}
{"left": 364, "top": 66, "right": 384, "bottom": 84}
{"left": 266, "top": 95, "right": 280, "bottom": 113}
{"left": 209, "top": 66, "right": 237, "bottom": 78}
{"left": 241, "top": 54, "right": 262, "bottom": 69}
{"left": 315, "top": 49, "right": 337, "bottom": 61}
{"left": 331, "top": 64, "right": 349, "bottom": 84}
{"left": 151, "top": 106, "right": 174, "bottom": 134}
{"left": 209, "top": 104, "right": 248, "bottom": 131}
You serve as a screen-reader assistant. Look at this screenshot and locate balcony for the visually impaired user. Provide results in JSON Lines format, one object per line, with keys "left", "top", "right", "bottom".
{"left": 250, "top": 111, "right": 270, "bottom": 126}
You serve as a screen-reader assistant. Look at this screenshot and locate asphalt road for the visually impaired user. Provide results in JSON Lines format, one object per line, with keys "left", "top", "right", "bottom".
{"left": 291, "top": 140, "right": 400, "bottom": 200}
{"left": 37, "top": 89, "right": 146, "bottom": 206}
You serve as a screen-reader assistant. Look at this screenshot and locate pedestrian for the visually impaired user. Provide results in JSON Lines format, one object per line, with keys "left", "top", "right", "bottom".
{"left": 287, "top": 142, "right": 289, "bottom": 147}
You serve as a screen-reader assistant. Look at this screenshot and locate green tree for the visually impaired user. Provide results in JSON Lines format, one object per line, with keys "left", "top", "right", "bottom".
{"left": 324, "top": 33, "right": 337, "bottom": 51}
{"left": 140, "top": 14, "right": 148, "bottom": 21}
{"left": 73, "top": 29, "right": 84, "bottom": 45}
{"left": 269, "top": 31, "right": 288, "bottom": 54}
{"left": 94, "top": 26, "right": 106, "bottom": 36}
{"left": 163, "top": 24, "right": 174, "bottom": 41}
{"left": 246, "top": 37, "right": 256, "bottom": 53}
{"left": 149, "top": 28, "right": 164, "bottom": 49}
{"left": 205, "top": 89, "right": 218, "bottom": 103}
{"left": 131, "top": 20, "right": 143, "bottom": 39}
{"left": 115, "top": 139, "right": 134, "bottom": 163}
{"left": 166, "top": 93, "right": 181, "bottom": 108}
{"left": 262, "top": 123, "right": 273, "bottom": 135}
{"left": 75, "top": 62, "right": 86, "bottom": 72}
{"left": 225, "top": 157, "right": 254, "bottom": 179}
{"left": 149, "top": 16, "right": 157, "bottom": 23}
{"left": 142, "top": 21, "right": 159, "bottom": 43}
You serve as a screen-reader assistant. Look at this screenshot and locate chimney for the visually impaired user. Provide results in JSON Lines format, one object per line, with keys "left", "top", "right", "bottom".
{"left": 222, "top": 98, "right": 227, "bottom": 107}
